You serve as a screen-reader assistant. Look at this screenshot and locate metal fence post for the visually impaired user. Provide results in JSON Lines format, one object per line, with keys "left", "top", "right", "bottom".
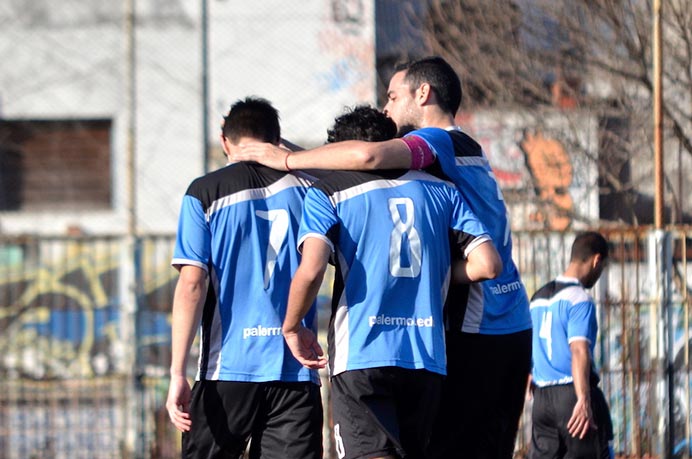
{"left": 649, "top": 229, "right": 673, "bottom": 458}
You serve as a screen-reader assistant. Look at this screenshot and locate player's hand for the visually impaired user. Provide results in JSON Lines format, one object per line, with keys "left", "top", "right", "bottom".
{"left": 166, "top": 375, "right": 193, "bottom": 432}
{"left": 284, "top": 326, "right": 327, "bottom": 369}
{"left": 231, "top": 142, "right": 291, "bottom": 170}
{"left": 567, "top": 396, "right": 597, "bottom": 439}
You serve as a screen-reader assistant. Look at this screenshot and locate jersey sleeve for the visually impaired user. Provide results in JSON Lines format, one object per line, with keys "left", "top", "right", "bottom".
{"left": 171, "top": 194, "right": 211, "bottom": 271}
{"left": 567, "top": 300, "right": 597, "bottom": 344}
{"left": 447, "top": 188, "right": 491, "bottom": 258}
{"left": 297, "top": 187, "right": 338, "bottom": 252}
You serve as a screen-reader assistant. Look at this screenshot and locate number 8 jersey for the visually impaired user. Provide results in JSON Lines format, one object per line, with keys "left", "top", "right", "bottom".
{"left": 298, "top": 169, "right": 490, "bottom": 377}
{"left": 172, "top": 163, "right": 319, "bottom": 384}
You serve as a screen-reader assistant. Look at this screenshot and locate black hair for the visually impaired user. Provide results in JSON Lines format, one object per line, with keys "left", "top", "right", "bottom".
{"left": 222, "top": 97, "right": 280, "bottom": 144}
{"left": 570, "top": 231, "right": 609, "bottom": 262}
{"left": 394, "top": 56, "right": 462, "bottom": 116}
{"left": 327, "top": 105, "right": 397, "bottom": 143}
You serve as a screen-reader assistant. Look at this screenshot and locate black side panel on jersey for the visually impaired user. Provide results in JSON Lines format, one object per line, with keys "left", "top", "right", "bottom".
{"left": 448, "top": 130, "right": 484, "bottom": 158}
{"left": 199, "top": 278, "right": 217, "bottom": 379}
{"left": 422, "top": 159, "right": 451, "bottom": 182}
{"left": 185, "top": 162, "right": 290, "bottom": 212}
{"left": 444, "top": 229, "right": 478, "bottom": 331}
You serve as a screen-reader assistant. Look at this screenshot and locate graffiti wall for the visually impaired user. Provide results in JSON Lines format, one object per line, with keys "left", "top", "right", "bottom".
{"left": 458, "top": 109, "right": 600, "bottom": 230}
{"left": 0, "top": 237, "right": 175, "bottom": 458}
{"left": 0, "top": 238, "right": 173, "bottom": 380}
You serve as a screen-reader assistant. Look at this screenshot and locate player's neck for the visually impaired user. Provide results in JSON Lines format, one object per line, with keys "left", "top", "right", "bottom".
{"left": 421, "top": 108, "right": 455, "bottom": 130}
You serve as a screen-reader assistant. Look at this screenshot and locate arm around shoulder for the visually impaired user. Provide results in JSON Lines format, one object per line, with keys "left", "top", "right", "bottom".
{"left": 284, "top": 139, "right": 413, "bottom": 171}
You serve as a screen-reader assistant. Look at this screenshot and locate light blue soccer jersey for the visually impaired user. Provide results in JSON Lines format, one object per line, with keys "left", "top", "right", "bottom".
{"left": 404, "top": 127, "right": 532, "bottom": 335}
{"left": 299, "top": 169, "right": 490, "bottom": 377}
{"left": 172, "top": 163, "right": 319, "bottom": 384}
{"left": 529, "top": 276, "right": 598, "bottom": 386}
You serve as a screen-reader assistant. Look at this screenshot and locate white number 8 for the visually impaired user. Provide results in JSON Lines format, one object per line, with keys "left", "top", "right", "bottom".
{"left": 388, "top": 198, "right": 422, "bottom": 278}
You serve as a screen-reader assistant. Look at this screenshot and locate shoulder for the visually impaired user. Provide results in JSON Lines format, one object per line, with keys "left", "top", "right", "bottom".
{"left": 186, "top": 163, "right": 308, "bottom": 209}
{"left": 446, "top": 129, "right": 483, "bottom": 158}
{"left": 530, "top": 279, "right": 588, "bottom": 304}
{"left": 405, "top": 127, "right": 449, "bottom": 147}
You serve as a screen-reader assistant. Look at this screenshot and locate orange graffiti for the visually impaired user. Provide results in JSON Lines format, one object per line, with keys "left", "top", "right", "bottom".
{"left": 520, "top": 130, "right": 573, "bottom": 230}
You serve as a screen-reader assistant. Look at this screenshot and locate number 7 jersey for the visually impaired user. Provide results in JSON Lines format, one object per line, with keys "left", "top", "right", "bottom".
{"left": 172, "top": 163, "right": 320, "bottom": 384}
{"left": 298, "top": 169, "right": 490, "bottom": 377}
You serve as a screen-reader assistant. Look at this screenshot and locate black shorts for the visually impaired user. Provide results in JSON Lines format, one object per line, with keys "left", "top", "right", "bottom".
{"left": 331, "top": 367, "right": 443, "bottom": 459}
{"left": 530, "top": 383, "right": 613, "bottom": 459}
{"left": 182, "top": 380, "right": 323, "bottom": 459}
{"left": 429, "top": 329, "right": 532, "bottom": 459}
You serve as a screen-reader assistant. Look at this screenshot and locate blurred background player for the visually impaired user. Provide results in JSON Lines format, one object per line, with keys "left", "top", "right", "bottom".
{"left": 529, "top": 231, "right": 613, "bottom": 459}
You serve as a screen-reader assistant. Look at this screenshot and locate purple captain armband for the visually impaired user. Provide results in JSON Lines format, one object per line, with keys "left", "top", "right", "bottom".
{"left": 401, "top": 135, "right": 435, "bottom": 170}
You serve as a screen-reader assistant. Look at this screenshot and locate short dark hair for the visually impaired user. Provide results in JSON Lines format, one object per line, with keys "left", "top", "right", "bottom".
{"left": 570, "top": 231, "right": 609, "bottom": 262}
{"left": 395, "top": 56, "right": 462, "bottom": 116}
{"left": 327, "top": 105, "right": 397, "bottom": 143}
{"left": 222, "top": 97, "right": 280, "bottom": 144}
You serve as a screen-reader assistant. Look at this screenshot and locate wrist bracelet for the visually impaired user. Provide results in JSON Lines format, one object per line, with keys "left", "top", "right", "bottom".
{"left": 284, "top": 153, "right": 292, "bottom": 171}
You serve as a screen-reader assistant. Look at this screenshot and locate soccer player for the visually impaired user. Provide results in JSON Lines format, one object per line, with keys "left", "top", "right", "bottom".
{"left": 529, "top": 231, "right": 613, "bottom": 459}
{"left": 282, "top": 105, "right": 503, "bottom": 459}
{"left": 230, "top": 56, "right": 532, "bottom": 459}
{"left": 165, "top": 97, "right": 323, "bottom": 459}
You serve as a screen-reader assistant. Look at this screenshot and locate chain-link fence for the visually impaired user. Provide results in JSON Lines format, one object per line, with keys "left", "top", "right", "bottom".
{"left": 1, "top": 228, "right": 691, "bottom": 458}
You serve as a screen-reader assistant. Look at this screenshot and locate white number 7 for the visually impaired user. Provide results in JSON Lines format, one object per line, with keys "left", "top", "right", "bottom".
{"left": 256, "top": 209, "right": 289, "bottom": 289}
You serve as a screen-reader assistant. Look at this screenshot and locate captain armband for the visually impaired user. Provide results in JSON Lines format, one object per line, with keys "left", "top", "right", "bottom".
{"left": 401, "top": 135, "right": 436, "bottom": 170}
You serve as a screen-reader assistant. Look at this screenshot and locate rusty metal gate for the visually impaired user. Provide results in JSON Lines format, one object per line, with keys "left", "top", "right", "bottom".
{"left": 0, "top": 228, "right": 690, "bottom": 458}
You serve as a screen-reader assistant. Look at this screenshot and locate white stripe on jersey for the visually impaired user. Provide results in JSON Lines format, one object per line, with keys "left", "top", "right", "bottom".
{"left": 171, "top": 258, "right": 208, "bottom": 272}
{"left": 328, "top": 171, "right": 456, "bottom": 207}
{"left": 529, "top": 286, "right": 591, "bottom": 310}
{"left": 534, "top": 375, "right": 574, "bottom": 387}
{"left": 568, "top": 336, "right": 591, "bottom": 344}
{"left": 297, "top": 232, "right": 335, "bottom": 254}
{"left": 463, "top": 235, "right": 492, "bottom": 258}
{"left": 196, "top": 268, "right": 224, "bottom": 380}
{"left": 331, "top": 250, "right": 351, "bottom": 376}
{"left": 208, "top": 303, "right": 223, "bottom": 380}
{"left": 205, "top": 173, "right": 312, "bottom": 222}
{"left": 455, "top": 156, "right": 489, "bottom": 168}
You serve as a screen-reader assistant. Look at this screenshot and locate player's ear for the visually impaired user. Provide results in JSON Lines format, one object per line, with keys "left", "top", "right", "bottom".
{"left": 220, "top": 135, "right": 232, "bottom": 157}
{"left": 590, "top": 253, "right": 604, "bottom": 271}
{"left": 417, "top": 83, "right": 432, "bottom": 105}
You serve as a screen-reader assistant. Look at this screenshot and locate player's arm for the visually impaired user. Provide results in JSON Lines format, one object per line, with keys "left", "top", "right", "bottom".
{"left": 453, "top": 239, "right": 502, "bottom": 283}
{"left": 282, "top": 237, "right": 331, "bottom": 369}
{"left": 567, "top": 339, "right": 596, "bottom": 438}
{"left": 232, "top": 138, "right": 418, "bottom": 171}
{"left": 166, "top": 264, "right": 207, "bottom": 432}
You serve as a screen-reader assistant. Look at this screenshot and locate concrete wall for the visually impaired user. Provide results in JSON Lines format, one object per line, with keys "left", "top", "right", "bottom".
{"left": 0, "top": 0, "right": 376, "bottom": 235}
